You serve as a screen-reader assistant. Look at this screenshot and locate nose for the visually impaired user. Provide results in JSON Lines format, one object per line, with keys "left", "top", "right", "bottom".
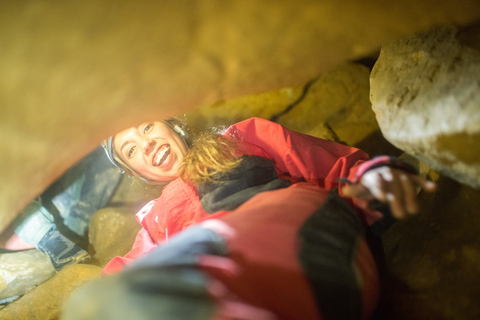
{"left": 142, "top": 138, "right": 155, "bottom": 155}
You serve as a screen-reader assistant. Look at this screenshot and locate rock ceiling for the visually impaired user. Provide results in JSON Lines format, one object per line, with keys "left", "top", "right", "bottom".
{"left": 1, "top": 0, "right": 480, "bottom": 233}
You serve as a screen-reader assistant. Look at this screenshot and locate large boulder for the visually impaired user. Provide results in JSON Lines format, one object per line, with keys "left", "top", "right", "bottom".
{"left": 2, "top": 1, "right": 480, "bottom": 233}
{"left": 370, "top": 23, "right": 480, "bottom": 188}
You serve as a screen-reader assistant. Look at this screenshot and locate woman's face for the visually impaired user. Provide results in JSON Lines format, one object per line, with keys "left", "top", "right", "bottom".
{"left": 114, "top": 121, "right": 188, "bottom": 182}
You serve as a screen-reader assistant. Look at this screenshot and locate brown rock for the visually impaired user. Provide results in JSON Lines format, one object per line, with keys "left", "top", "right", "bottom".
{"left": 0, "top": 264, "right": 101, "bottom": 320}
{"left": 276, "top": 62, "right": 378, "bottom": 146}
{"left": 0, "top": 250, "right": 55, "bottom": 302}
{"left": 185, "top": 86, "right": 303, "bottom": 133}
{"left": 370, "top": 24, "right": 480, "bottom": 188}
{"left": 88, "top": 206, "right": 142, "bottom": 268}
{"left": 186, "top": 61, "right": 375, "bottom": 143}
{"left": 187, "top": 61, "right": 399, "bottom": 157}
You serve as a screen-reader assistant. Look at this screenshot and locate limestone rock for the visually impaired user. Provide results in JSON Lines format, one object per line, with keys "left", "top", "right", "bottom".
{"left": 370, "top": 24, "right": 480, "bottom": 188}
{"left": 2, "top": 1, "right": 480, "bottom": 233}
{"left": 0, "top": 264, "right": 101, "bottom": 320}
{"left": 276, "top": 62, "right": 378, "bottom": 146}
{"left": 0, "top": 249, "right": 54, "bottom": 302}
{"left": 188, "top": 61, "right": 378, "bottom": 146}
{"left": 185, "top": 86, "right": 303, "bottom": 133}
{"left": 187, "top": 61, "right": 375, "bottom": 143}
{"left": 88, "top": 206, "right": 142, "bottom": 268}
{"left": 187, "top": 61, "right": 399, "bottom": 157}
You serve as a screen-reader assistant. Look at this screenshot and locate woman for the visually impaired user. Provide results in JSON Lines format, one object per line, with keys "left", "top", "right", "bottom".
{"left": 94, "top": 117, "right": 434, "bottom": 319}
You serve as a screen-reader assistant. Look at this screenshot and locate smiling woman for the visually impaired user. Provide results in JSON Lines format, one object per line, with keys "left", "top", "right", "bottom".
{"left": 102, "top": 119, "right": 190, "bottom": 183}
{"left": 102, "top": 118, "right": 243, "bottom": 185}
{"left": 82, "top": 117, "right": 437, "bottom": 319}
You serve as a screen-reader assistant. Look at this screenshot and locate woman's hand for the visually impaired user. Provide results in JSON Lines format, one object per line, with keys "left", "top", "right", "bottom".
{"left": 342, "top": 166, "right": 437, "bottom": 219}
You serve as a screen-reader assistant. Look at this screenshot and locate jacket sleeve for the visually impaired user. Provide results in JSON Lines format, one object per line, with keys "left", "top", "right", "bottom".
{"left": 102, "top": 227, "right": 157, "bottom": 276}
{"left": 224, "top": 118, "right": 419, "bottom": 227}
{"left": 224, "top": 117, "right": 372, "bottom": 194}
{"left": 102, "top": 200, "right": 160, "bottom": 276}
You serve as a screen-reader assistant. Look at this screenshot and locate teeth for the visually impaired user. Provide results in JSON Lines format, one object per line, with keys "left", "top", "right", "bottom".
{"left": 153, "top": 145, "right": 170, "bottom": 166}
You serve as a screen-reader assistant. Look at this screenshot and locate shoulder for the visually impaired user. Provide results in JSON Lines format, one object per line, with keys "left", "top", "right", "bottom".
{"left": 135, "top": 178, "right": 193, "bottom": 223}
{"left": 152, "top": 178, "right": 201, "bottom": 215}
{"left": 226, "top": 117, "right": 275, "bottom": 132}
{"left": 224, "top": 117, "right": 284, "bottom": 140}
{"left": 135, "top": 199, "right": 158, "bottom": 223}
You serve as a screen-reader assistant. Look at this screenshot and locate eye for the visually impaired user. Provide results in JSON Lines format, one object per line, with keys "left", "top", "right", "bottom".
{"left": 143, "top": 123, "right": 153, "bottom": 135}
{"left": 127, "top": 145, "right": 136, "bottom": 158}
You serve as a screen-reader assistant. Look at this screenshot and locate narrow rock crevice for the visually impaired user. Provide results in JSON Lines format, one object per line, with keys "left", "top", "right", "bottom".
{"left": 269, "top": 77, "right": 317, "bottom": 123}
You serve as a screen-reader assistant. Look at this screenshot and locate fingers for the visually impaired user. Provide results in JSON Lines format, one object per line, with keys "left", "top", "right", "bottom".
{"left": 360, "top": 167, "right": 389, "bottom": 201}
{"left": 399, "top": 172, "right": 418, "bottom": 215}
{"left": 413, "top": 175, "right": 437, "bottom": 192}
{"left": 341, "top": 183, "right": 372, "bottom": 199}
{"left": 357, "top": 167, "right": 437, "bottom": 219}
{"left": 381, "top": 170, "right": 408, "bottom": 219}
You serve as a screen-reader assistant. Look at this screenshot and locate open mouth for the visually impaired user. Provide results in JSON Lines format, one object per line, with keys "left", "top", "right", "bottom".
{"left": 153, "top": 144, "right": 171, "bottom": 167}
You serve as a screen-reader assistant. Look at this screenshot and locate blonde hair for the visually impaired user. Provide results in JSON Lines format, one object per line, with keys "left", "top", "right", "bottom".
{"left": 181, "top": 132, "right": 243, "bottom": 185}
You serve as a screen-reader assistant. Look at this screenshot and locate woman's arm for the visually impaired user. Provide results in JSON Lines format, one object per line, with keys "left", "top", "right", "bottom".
{"left": 224, "top": 117, "right": 370, "bottom": 192}
{"left": 225, "top": 118, "right": 436, "bottom": 221}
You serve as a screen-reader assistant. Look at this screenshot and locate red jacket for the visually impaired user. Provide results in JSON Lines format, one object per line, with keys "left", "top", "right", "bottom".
{"left": 197, "top": 183, "right": 380, "bottom": 320}
{"left": 103, "top": 117, "right": 383, "bottom": 275}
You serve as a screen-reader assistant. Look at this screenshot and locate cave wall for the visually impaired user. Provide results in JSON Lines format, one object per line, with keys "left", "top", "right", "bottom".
{"left": 2, "top": 0, "right": 480, "bottom": 233}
